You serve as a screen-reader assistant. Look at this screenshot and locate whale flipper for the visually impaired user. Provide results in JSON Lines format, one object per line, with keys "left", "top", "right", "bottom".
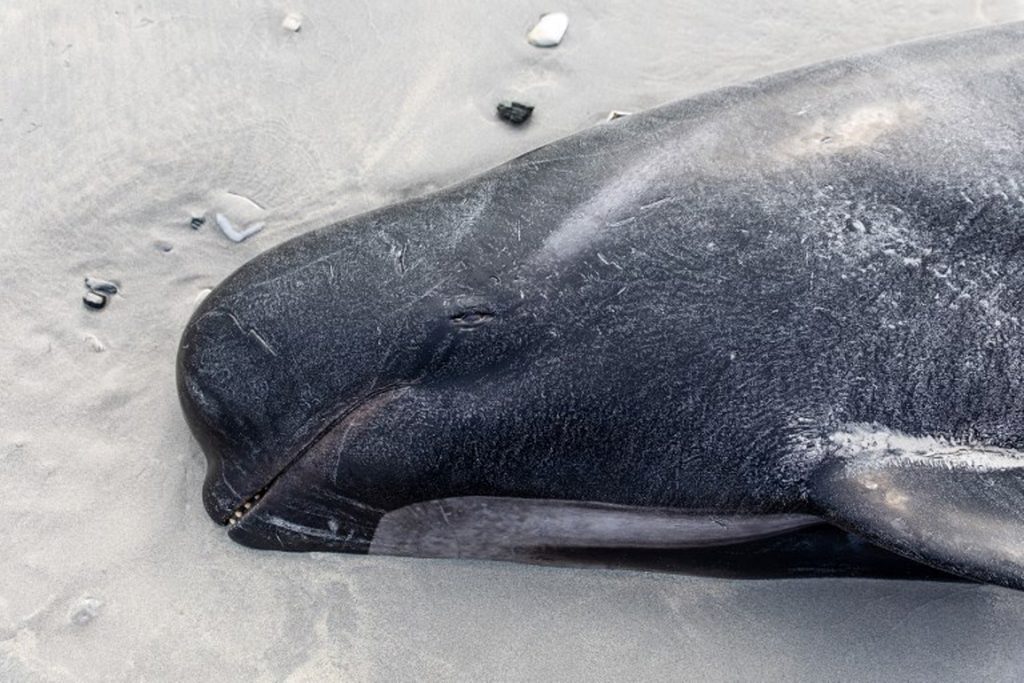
{"left": 810, "top": 425, "right": 1024, "bottom": 590}
{"left": 369, "top": 498, "right": 822, "bottom": 559}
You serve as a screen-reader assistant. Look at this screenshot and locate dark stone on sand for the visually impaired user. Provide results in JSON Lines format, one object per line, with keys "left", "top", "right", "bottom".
{"left": 83, "top": 291, "right": 107, "bottom": 310}
{"left": 496, "top": 101, "right": 534, "bottom": 125}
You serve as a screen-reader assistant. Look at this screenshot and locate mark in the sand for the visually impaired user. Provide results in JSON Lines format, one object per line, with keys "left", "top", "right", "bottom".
{"left": 225, "top": 191, "right": 266, "bottom": 211}
{"left": 207, "top": 190, "right": 268, "bottom": 241}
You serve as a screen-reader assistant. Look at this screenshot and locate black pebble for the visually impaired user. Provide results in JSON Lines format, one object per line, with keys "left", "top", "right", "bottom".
{"left": 83, "top": 291, "right": 107, "bottom": 310}
{"left": 497, "top": 101, "right": 534, "bottom": 125}
{"left": 191, "top": 216, "right": 205, "bottom": 230}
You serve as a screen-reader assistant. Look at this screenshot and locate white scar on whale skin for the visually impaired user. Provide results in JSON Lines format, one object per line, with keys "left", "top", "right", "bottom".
{"left": 781, "top": 422, "right": 1024, "bottom": 497}
{"left": 827, "top": 423, "right": 1024, "bottom": 473}
{"left": 539, "top": 152, "right": 671, "bottom": 261}
{"left": 786, "top": 421, "right": 1024, "bottom": 481}
{"left": 539, "top": 101, "right": 921, "bottom": 262}
{"left": 779, "top": 101, "right": 923, "bottom": 158}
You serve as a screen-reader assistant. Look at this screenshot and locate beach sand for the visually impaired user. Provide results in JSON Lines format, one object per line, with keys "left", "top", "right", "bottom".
{"left": 4, "top": 1, "right": 1024, "bottom": 680}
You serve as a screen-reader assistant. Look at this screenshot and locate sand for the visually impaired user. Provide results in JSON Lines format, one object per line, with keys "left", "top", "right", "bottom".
{"left": 4, "top": 1, "right": 1024, "bottom": 680}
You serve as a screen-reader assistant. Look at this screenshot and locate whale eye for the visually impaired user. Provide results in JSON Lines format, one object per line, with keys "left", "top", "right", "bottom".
{"left": 450, "top": 309, "right": 494, "bottom": 328}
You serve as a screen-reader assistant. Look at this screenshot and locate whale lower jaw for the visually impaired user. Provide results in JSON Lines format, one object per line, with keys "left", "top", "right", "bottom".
{"left": 368, "top": 497, "right": 822, "bottom": 559}
{"left": 214, "top": 385, "right": 413, "bottom": 528}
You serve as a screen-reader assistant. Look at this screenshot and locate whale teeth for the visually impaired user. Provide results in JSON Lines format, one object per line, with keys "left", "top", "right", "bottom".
{"left": 224, "top": 486, "right": 271, "bottom": 526}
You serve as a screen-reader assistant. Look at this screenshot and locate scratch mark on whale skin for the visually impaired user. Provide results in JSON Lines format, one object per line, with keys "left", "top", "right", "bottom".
{"left": 248, "top": 328, "right": 278, "bottom": 357}
{"left": 264, "top": 515, "right": 342, "bottom": 540}
{"left": 222, "top": 310, "right": 279, "bottom": 358}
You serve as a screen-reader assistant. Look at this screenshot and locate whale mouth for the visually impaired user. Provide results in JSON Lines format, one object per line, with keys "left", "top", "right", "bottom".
{"left": 225, "top": 487, "right": 267, "bottom": 526}
{"left": 216, "top": 384, "right": 411, "bottom": 528}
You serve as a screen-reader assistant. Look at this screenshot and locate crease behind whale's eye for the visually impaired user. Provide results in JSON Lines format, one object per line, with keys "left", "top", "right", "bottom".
{"left": 449, "top": 309, "right": 495, "bottom": 328}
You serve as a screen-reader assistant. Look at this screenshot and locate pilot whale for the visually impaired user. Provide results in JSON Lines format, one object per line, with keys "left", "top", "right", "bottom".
{"left": 178, "top": 22, "right": 1024, "bottom": 589}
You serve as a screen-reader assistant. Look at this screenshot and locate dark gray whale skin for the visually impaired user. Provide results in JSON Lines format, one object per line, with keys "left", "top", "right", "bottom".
{"left": 178, "top": 22, "right": 1024, "bottom": 589}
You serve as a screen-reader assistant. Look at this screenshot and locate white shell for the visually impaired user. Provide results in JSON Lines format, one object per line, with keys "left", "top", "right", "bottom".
{"left": 85, "top": 276, "right": 119, "bottom": 295}
{"left": 193, "top": 288, "right": 213, "bottom": 308}
{"left": 281, "top": 13, "right": 303, "bottom": 32}
{"left": 84, "top": 334, "right": 106, "bottom": 353}
{"left": 215, "top": 213, "right": 265, "bottom": 243}
{"left": 527, "top": 12, "right": 568, "bottom": 47}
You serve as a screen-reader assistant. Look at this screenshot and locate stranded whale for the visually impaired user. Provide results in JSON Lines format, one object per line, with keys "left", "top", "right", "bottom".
{"left": 178, "top": 22, "right": 1024, "bottom": 589}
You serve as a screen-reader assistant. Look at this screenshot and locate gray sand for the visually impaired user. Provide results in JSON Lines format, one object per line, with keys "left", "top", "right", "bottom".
{"left": 4, "top": 1, "right": 1024, "bottom": 680}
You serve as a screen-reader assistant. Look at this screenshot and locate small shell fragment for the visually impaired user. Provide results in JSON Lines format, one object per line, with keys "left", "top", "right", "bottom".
{"left": 68, "top": 596, "right": 103, "bottom": 626}
{"left": 84, "top": 334, "right": 106, "bottom": 352}
{"left": 606, "top": 110, "right": 632, "bottom": 121}
{"left": 190, "top": 216, "right": 206, "bottom": 230}
{"left": 527, "top": 12, "right": 568, "bottom": 48}
{"left": 215, "top": 213, "right": 265, "bottom": 243}
{"left": 282, "top": 13, "right": 303, "bottom": 32}
{"left": 193, "top": 287, "right": 213, "bottom": 308}
{"left": 497, "top": 101, "right": 534, "bottom": 125}
{"left": 84, "top": 277, "right": 118, "bottom": 295}
{"left": 83, "top": 291, "right": 107, "bottom": 310}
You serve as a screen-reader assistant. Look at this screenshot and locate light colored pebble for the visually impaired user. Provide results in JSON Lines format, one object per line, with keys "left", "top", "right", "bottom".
{"left": 527, "top": 12, "right": 568, "bottom": 47}
{"left": 85, "top": 276, "right": 118, "bottom": 295}
{"left": 69, "top": 596, "right": 103, "bottom": 626}
{"left": 282, "top": 13, "right": 303, "bottom": 32}
{"left": 84, "top": 334, "right": 106, "bottom": 352}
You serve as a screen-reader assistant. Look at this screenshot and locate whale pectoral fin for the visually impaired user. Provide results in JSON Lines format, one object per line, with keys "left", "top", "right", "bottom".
{"left": 809, "top": 425, "right": 1024, "bottom": 590}
{"left": 369, "top": 497, "right": 822, "bottom": 560}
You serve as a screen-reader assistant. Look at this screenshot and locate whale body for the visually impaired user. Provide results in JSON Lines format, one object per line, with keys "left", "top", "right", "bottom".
{"left": 178, "top": 23, "right": 1024, "bottom": 589}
